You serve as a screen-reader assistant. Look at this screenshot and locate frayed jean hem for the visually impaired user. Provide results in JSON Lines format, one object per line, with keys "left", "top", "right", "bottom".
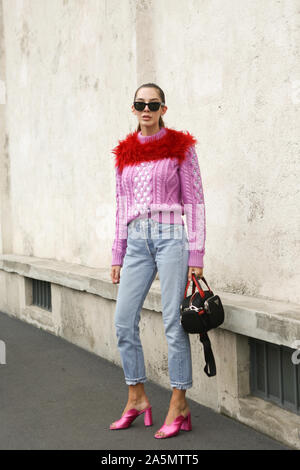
{"left": 125, "top": 376, "right": 147, "bottom": 386}
{"left": 171, "top": 381, "right": 193, "bottom": 390}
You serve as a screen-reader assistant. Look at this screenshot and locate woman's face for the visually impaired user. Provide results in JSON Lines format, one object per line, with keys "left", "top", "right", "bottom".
{"left": 132, "top": 87, "right": 167, "bottom": 130}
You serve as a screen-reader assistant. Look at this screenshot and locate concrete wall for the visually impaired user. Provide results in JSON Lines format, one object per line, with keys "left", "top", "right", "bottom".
{"left": 0, "top": 0, "right": 137, "bottom": 267}
{"left": 1, "top": 0, "right": 299, "bottom": 305}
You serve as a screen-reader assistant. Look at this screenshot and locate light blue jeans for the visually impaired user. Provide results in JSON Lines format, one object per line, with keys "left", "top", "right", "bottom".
{"left": 114, "top": 217, "right": 192, "bottom": 390}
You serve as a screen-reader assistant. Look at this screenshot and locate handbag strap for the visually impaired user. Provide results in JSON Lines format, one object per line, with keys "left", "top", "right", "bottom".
{"left": 183, "top": 273, "right": 213, "bottom": 299}
{"left": 184, "top": 273, "right": 204, "bottom": 299}
{"left": 199, "top": 332, "right": 216, "bottom": 377}
{"left": 192, "top": 274, "right": 213, "bottom": 296}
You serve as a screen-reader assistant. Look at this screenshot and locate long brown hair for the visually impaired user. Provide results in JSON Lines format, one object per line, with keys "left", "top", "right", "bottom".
{"left": 133, "top": 83, "right": 166, "bottom": 132}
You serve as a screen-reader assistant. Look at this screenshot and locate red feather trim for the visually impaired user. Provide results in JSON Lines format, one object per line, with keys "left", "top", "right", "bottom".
{"left": 112, "top": 127, "right": 197, "bottom": 172}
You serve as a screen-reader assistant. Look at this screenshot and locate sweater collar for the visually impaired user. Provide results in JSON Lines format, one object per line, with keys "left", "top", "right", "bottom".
{"left": 137, "top": 126, "right": 167, "bottom": 144}
{"left": 112, "top": 127, "right": 197, "bottom": 172}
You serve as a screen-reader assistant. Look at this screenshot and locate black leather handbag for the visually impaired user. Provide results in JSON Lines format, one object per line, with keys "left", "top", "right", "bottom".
{"left": 180, "top": 274, "right": 224, "bottom": 377}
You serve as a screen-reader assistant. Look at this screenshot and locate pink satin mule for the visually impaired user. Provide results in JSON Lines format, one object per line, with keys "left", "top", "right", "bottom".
{"left": 154, "top": 411, "right": 192, "bottom": 439}
{"left": 110, "top": 405, "right": 153, "bottom": 430}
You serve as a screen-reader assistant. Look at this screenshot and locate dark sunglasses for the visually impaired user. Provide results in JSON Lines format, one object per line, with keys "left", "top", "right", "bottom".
{"left": 133, "top": 101, "right": 165, "bottom": 112}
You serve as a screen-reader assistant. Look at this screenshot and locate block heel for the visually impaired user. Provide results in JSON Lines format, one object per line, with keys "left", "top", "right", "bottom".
{"left": 180, "top": 411, "right": 192, "bottom": 431}
{"left": 144, "top": 406, "right": 153, "bottom": 426}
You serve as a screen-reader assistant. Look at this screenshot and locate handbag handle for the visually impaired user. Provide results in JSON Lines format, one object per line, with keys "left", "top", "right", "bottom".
{"left": 192, "top": 274, "right": 213, "bottom": 295}
{"left": 183, "top": 273, "right": 213, "bottom": 299}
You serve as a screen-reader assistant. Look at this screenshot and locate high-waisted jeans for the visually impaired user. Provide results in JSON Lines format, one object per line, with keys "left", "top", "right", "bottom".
{"left": 114, "top": 217, "right": 192, "bottom": 390}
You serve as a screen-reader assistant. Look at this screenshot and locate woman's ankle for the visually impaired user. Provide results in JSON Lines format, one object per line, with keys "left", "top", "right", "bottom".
{"left": 128, "top": 395, "right": 149, "bottom": 404}
{"left": 170, "top": 395, "right": 188, "bottom": 409}
{"left": 128, "top": 384, "right": 148, "bottom": 404}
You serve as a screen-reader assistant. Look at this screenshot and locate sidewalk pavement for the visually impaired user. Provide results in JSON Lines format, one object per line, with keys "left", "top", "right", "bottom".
{"left": 0, "top": 311, "right": 291, "bottom": 450}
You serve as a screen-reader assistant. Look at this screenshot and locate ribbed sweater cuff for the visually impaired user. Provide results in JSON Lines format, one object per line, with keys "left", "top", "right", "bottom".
{"left": 111, "top": 251, "right": 125, "bottom": 267}
{"left": 188, "top": 250, "right": 204, "bottom": 268}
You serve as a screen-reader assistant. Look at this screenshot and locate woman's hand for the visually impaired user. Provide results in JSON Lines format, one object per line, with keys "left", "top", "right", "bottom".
{"left": 111, "top": 265, "right": 121, "bottom": 284}
{"left": 188, "top": 266, "right": 203, "bottom": 281}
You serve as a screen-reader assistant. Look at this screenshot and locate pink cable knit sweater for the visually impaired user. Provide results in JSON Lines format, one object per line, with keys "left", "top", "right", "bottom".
{"left": 111, "top": 126, "right": 206, "bottom": 267}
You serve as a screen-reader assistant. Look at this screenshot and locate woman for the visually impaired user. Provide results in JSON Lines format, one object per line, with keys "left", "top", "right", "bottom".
{"left": 110, "top": 83, "right": 206, "bottom": 439}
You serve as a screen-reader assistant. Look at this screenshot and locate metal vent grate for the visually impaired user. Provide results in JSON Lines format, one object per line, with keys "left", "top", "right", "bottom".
{"left": 249, "top": 337, "right": 300, "bottom": 415}
{"left": 32, "top": 279, "right": 52, "bottom": 311}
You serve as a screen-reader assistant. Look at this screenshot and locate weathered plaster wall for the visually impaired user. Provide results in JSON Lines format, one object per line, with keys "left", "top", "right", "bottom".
{"left": 1, "top": 0, "right": 137, "bottom": 266}
{"left": 0, "top": 0, "right": 13, "bottom": 255}
{"left": 148, "top": 0, "right": 300, "bottom": 303}
{"left": 1, "top": 0, "right": 299, "bottom": 304}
